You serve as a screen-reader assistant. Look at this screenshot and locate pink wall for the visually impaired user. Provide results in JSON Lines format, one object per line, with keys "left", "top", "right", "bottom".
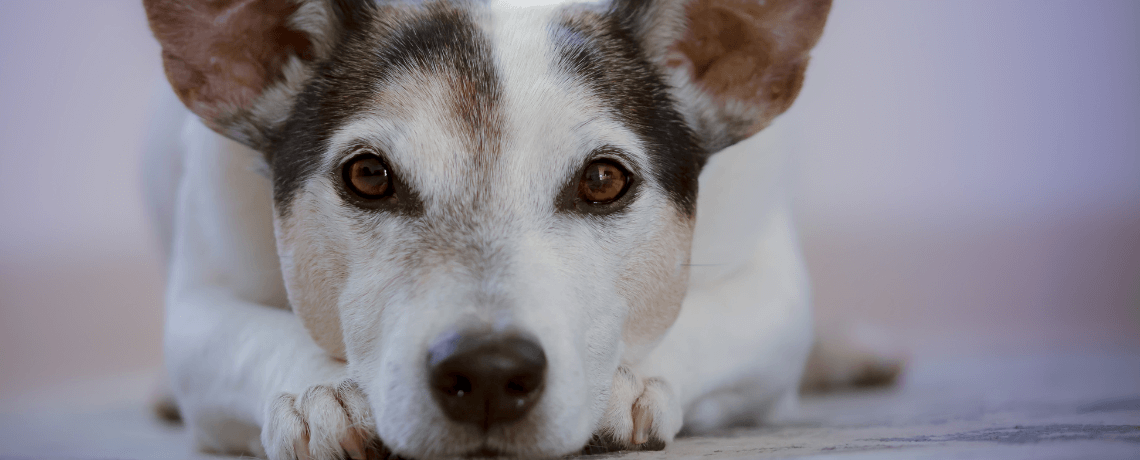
{"left": 787, "top": 0, "right": 1140, "bottom": 354}
{"left": 1, "top": 1, "right": 1137, "bottom": 399}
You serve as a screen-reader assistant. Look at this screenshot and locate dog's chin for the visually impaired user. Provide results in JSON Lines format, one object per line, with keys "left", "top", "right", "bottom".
{"left": 383, "top": 413, "right": 591, "bottom": 460}
{"left": 447, "top": 427, "right": 588, "bottom": 460}
{"left": 464, "top": 447, "right": 505, "bottom": 458}
{"left": 458, "top": 446, "right": 539, "bottom": 459}
{"left": 453, "top": 442, "right": 583, "bottom": 460}
{"left": 394, "top": 438, "right": 583, "bottom": 460}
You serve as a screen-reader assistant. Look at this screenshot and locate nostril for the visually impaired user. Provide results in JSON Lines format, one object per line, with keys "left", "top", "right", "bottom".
{"left": 505, "top": 374, "right": 540, "bottom": 395}
{"left": 438, "top": 373, "right": 473, "bottom": 396}
{"left": 505, "top": 379, "right": 526, "bottom": 394}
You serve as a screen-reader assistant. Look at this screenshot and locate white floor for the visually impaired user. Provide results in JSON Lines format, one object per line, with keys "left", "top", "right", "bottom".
{"left": 2, "top": 351, "right": 1137, "bottom": 460}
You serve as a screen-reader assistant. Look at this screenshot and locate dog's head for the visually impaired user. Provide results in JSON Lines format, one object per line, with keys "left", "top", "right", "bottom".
{"left": 145, "top": 0, "right": 828, "bottom": 456}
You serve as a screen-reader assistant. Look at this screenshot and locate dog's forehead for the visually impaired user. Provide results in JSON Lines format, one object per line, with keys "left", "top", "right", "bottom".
{"left": 270, "top": 0, "right": 703, "bottom": 217}
{"left": 324, "top": 3, "right": 645, "bottom": 208}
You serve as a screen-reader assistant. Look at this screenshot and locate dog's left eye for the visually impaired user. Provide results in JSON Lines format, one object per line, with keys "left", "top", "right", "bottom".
{"left": 578, "top": 160, "right": 630, "bottom": 204}
{"left": 343, "top": 153, "right": 393, "bottom": 199}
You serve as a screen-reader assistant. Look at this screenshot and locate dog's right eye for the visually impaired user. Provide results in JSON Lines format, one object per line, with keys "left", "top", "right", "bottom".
{"left": 343, "top": 154, "right": 392, "bottom": 199}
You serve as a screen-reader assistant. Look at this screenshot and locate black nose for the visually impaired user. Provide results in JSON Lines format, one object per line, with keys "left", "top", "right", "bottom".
{"left": 428, "top": 330, "right": 547, "bottom": 428}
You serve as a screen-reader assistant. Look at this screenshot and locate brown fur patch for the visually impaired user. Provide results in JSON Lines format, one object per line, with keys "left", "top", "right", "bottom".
{"left": 443, "top": 57, "right": 503, "bottom": 164}
{"left": 667, "top": 0, "right": 830, "bottom": 144}
{"left": 620, "top": 207, "right": 695, "bottom": 363}
{"left": 277, "top": 193, "right": 351, "bottom": 359}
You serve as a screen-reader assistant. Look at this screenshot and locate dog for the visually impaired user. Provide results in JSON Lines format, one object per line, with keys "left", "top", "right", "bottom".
{"left": 141, "top": 0, "right": 896, "bottom": 458}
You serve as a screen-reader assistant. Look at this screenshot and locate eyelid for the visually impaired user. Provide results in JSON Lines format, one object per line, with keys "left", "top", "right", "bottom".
{"left": 339, "top": 143, "right": 417, "bottom": 186}
{"left": 340, "top": 145, "right": 379, "bottom": 166}
{"left": 585, "top": 147, "right": 638, "bottom": 176}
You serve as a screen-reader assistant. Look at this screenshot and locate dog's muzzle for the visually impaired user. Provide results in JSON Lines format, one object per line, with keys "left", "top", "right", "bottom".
{"left": 427, "top": 329, "right": 547, "bottom": 429}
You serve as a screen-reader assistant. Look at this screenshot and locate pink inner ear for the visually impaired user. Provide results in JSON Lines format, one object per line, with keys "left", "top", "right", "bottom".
{"left": 146, "top": 0, "right": 313, "bottom": 123}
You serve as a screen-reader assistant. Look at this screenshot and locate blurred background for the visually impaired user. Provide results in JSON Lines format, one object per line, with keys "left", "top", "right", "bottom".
{"left": 0, "top": 0, "right": 1137, "bottom": 411}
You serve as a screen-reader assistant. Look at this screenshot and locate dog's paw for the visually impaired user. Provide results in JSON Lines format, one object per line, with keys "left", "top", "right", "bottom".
{"left": 800, "top": 321, "right": 906, "bottom": 393}
{"left": 583, "top": 367, "right": 683, "bottom": 455}
{"left": 262, "top": 380, "right": 388, "bottom": 460}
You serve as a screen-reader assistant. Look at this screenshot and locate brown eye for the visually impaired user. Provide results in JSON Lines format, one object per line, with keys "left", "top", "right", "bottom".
{"left": 578, "top": 160, "right": 630, "bottom": 204}
{"left": 343, "top": 154, "right": 392, "bottom": 199}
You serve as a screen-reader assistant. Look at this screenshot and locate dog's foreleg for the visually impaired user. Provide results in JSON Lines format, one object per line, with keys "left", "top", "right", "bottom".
{"left": 165, "top": 285, "right": 347, "bottom": 454}
{"left": 164, "top": 120, "right": 374, "bottom": 459}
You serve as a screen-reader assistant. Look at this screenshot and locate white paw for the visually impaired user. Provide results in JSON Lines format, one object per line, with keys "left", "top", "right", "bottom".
{"left": 262, "top": 380, "right": 386, "bottom": 460}
{"left": 585, "top": 366, "right": 683, "bottom": 454}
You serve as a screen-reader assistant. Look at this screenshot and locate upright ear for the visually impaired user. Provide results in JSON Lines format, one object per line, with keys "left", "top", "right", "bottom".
{"left": 143, "top": 0, "right": 360, "bottom": 149}
{"left": 625, "top": 0, "right": 831, "bottom": 154}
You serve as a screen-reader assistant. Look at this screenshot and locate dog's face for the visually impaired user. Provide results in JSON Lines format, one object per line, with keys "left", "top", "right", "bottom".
{"left": 275, "top": 4, "right": 703, "bottom": 454}
{"left": 145, "top": 0, "right": 828, "bottom": 456}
